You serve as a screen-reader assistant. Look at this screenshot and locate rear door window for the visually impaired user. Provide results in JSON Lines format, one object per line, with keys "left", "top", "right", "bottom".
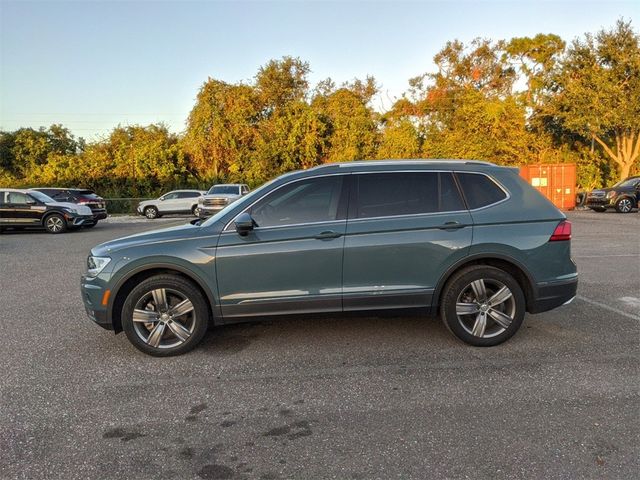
{"left": 354, "top": 172, "right": 464, "bottom": 218}
{"left": 456, "top": 173, "right": 507, "bottom": 209}
{"left": 8, "top": 192, "right": 31, "bottom": 204}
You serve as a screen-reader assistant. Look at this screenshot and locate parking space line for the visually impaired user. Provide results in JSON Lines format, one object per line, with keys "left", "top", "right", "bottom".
{"left": 576, "top": 295, "right": 640, "bottom": 321}
{"left": 573, "top": 254, "right": 639, "bottom": 258}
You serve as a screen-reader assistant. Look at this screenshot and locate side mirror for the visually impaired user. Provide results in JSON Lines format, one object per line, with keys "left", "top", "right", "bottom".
{"left": 159, "top": 197, "right": 165, "bottom": 201}
{"left": 234, "top": 212, "right": 254, "bottom": 236}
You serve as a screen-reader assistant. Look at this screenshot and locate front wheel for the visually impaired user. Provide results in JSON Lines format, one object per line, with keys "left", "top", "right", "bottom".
{"left": 144, "top": 206, "right": 159, "bottom": 219}
{"left": 83, "top": 221, "right": 98, "bottom": 229}
{"left": 44, "top": 214, "right": 67, "bottom": 234}
{"left": 121, "top": 274, "right": 209, "bottom": 356}
{"left": 615, "top": 197, "right": 634, "bottom": 213}
{"left": 440, "top": 265, "right": 526, "bottom": 347}
{"left": 590, "top": 207, "right": 606, "bottom": 213}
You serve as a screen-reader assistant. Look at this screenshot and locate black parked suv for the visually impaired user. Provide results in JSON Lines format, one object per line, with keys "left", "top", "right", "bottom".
{"left": 34, "top": 188, "right": 108, "bottom": 226}
{"left": 0, "top": 189, "right": 95, "bottom": 233}
{"left": 586, "top": 176, "right": 640, "bottom": 213}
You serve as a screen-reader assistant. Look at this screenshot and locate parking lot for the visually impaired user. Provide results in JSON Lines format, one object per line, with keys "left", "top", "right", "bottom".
{"left": 1, "top": 211, "right": 638, "bottom": 479}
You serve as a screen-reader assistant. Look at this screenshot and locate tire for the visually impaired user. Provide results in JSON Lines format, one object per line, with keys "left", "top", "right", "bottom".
{"left": 121, "top": 274, "right": 209, "bottom": 356}
{"left": 590, "top": 207, "right": 606, "bottom": 212}
{"left": 44, "top": 213, "right": 67, "bottom": 234}
{"left": 615, "top": 197, "right": 634, "bottom": 213}
{"left": 144, "top": 206, "right": 159, "bottom": 219}
{"left": 83, "top": 221, "right": 98, "bottom": 228}
{"left": 191, "top": 205, "right": 198, "bottom": 216}
{"left": 440, "top": 265, "right": 526, "bottom": 347}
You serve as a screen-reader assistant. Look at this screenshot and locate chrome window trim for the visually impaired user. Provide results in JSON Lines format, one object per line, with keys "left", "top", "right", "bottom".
{"left": 222, "top": 169, "right": 510, "bottom": 231}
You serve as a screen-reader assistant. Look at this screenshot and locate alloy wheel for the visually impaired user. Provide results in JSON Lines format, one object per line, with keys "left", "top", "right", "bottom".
{"left": 455, "top": 278, "right": 516, "bottom": 338}
{"left": 46, "top": 216, "right": 64, "bottom": 233}
{"left": 132, "top": 288, "right": 196, "bottom": 349}
{"left": 618, "top": 198, "right": 633, "bottom": 213}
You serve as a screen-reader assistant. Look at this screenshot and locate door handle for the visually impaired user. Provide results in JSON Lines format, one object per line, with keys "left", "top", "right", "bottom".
{"left": 315, "top": 230, "right": 342, "bottom": 240}
{"left": 438, "top": 221, "right": 465, "bottom": 230}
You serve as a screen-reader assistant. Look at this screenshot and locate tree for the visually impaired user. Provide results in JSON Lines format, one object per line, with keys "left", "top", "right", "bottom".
{"left": 313, "top": 85, "right": 379, "bottom": 163}
{"left": 255, "top": 56, "right": 310, "bottom": 111}
{"left": 505, "top": 33, "right": 566, "bottom": 107}
{"left": 184, "top": 79, "right": 259, "bottom": 179}
{"left": 545, "top": 20, "right": 640, "bottom": 180}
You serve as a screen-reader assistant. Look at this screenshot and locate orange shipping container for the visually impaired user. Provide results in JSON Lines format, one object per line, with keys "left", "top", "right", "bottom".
{"left": 519, "top": 163, "right": 576, "bottom": 210}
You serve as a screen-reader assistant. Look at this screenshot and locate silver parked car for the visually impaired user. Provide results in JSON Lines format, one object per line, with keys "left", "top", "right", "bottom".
{"left": 137, "top": 190, "right": 206, "bottom": 219}
{"left": 197, "top": 184, "right": 250, "bottom": 219}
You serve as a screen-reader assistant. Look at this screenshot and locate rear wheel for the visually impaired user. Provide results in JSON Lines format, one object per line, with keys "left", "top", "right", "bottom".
{"left": 121, "top": 275, "right": 209, "bottom": 356}
{"left": 590, "top": 207, "right": 606, "bottom": 212}
{"left": 83, "top": 221, "right": 98, "bottom": 228}
{"left": 144, "top": 206, "right": 159, "bottom": 219}
{"left": 440, "top": 265, "right": 525, "bottom": 347}
{"left": 615, "top": 197, "right": 634, "bottom": 213}
{"left": 44, "top": 214, "right": 67, "bottom": 234}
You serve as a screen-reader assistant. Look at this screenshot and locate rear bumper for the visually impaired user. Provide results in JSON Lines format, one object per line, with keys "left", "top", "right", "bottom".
{"left": 528, "top": 277, "right": 578, "bottom": 314}
{"left": 91, "top": 209, "right": 108, "bottom": 220}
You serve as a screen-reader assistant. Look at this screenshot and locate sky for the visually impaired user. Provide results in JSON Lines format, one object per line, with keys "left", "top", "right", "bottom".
{"left": 0, "top": 0, "right": 638, "bottom": 140}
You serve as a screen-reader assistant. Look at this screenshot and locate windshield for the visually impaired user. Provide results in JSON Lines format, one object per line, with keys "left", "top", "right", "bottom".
{"left": 613, "top": 177, "right": 640, "bottom": 188}
{"left": 28, "top": 191, "right": 55, "bottom": 203}
{"left": 208, "top": 185, "right": 240, "bottom": 195}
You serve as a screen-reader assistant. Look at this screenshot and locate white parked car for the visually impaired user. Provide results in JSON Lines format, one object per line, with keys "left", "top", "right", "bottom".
{"left": 136, "top": 190, "right": 206, "bottom": 219}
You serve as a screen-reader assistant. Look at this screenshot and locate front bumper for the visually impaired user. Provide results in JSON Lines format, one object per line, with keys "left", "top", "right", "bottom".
{"left": 67, "top": 213, "right": 96, "bottom": 227}
{"left": 198, "top": 206, "right": 226, "bottom": 218}
{"left": 528, "top": 277, "right": 578, "bottom": 314}
{"left": 81, "top": 275, "right": 113, "bottom": 330}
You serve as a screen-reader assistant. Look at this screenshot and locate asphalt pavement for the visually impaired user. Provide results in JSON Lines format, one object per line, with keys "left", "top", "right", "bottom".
{"left": 0, "top": 211, "right": 638, "bottom": 479}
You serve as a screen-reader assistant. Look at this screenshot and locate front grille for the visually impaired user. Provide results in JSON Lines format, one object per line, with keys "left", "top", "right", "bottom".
{"left": 203, "top": 198, "right": 228, "bottom": 206}
{"left": 588, "top": 191, "right": 605, "bottom": 198}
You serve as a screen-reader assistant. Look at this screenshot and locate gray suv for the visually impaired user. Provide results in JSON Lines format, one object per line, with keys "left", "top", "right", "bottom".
{"left": 81, "top": 160, "right": 578, "bottom": 356}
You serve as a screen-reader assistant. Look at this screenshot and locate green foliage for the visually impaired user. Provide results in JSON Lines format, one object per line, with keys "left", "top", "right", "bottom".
{"left": 1, "top": 21, "right": 637, "bottom": 197}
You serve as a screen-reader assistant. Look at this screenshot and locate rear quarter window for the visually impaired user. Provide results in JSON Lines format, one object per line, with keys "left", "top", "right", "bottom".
{"left": 456, "top": 173, "right": 507, "bottom": 209}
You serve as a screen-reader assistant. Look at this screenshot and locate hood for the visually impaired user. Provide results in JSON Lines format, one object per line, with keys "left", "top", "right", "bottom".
{"left": 91, "top": 223, "right": 201, "bottom": 255}
{"left": 46, "top": 201, "right": 92, "bottom": 215}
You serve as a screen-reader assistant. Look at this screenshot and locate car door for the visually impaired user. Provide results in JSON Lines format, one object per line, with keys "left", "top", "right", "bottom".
{"left": 5, "top": 192, "right": 45, "bottom": 226}
{"left": 158, "top": 192, "right": 180, "bottom": 213}
{"left": 342, "top": 171, "right": 473, "bottom": 311}
{"left": 0, "top": 191, "right": 9, "bottom": 225}
{"left": 216, "top": 174, "right": 349, "bottom": 318}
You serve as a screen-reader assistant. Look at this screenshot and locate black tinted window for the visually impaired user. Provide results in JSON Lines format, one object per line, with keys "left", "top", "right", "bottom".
{"left": 251, "top": 176, "right": 344, "bottom": 227}
{"left": 177, "top": 192, "right": 198, "bottom": 198}
{"left": 355, "top": 172, "right": 464, "bottom": 218}
{"left": 456, "top": 173, "right": 507, "bottom": 209}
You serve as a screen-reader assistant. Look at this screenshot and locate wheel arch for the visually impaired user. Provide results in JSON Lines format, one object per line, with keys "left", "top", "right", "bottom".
{"left": 109, "top": 263, "right": 217, "bottom": 333}
{"left": 41, "top": 209, "right": 65, "bottom": 226}
{"left": 432, "top": 254, "right": 536, "bottom": 313}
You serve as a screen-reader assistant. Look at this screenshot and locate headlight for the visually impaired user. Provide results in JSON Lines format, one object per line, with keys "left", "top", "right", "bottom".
{"left": 606, "top": 191, "right": 617, "bottom": 199}
{"left": 63, "top": 207, "right": 78, "bottom": 214}
{"left": 87, "top": 256, "right": 111, "bottom": 277}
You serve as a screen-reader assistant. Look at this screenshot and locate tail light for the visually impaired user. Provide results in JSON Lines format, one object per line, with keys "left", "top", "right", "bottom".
{"left": 549, "top": 220, "right": 571, "bottom": 241}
